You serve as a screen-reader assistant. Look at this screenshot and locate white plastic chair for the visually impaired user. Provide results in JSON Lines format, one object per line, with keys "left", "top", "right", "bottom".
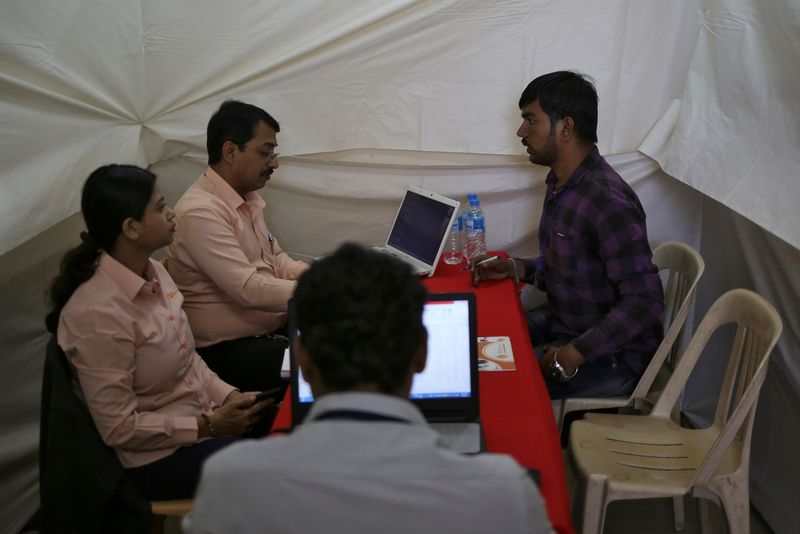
{"left": 557, "top": 241, "right": 705, "bottom": 429}
{"left": 569, "top": 289, "right": 782, "bottom": 534}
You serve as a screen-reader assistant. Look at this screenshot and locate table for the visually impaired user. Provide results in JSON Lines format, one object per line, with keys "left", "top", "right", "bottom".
{"left": 273, "top": 256, "right": 574, "bottom": 534}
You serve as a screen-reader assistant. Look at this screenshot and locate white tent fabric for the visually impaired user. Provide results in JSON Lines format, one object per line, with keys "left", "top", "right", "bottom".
{"left": 1, "top": 1, "right": 798, "bottom": 533}
{"left": 0, "top": 0, "right": 701, "bottom": 254}
{"left": 641, "top": 0, "right": 800, "bottom": 250}
{"left": 684, "top": 197, "right": 800, "bottom": 532}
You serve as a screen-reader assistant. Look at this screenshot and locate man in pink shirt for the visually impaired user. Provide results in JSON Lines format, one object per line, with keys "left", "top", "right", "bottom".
{"left": 167, "top": 100, "right": 308, "bottom": 395}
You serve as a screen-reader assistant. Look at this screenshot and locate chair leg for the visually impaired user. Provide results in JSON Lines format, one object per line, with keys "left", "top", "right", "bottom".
{"left": 673, "top": 496, "right": 685, "bottom": 531}
{"left": 698, "top": 497, "right": 723, "bottom": 534}
{"left": 717, "top": 477, "right": 750, "bottom": 534}
{"left": 580, "top": 474, "right": 608, "bottom": 534}
{"left": 552, "top": 399, "right": 564, "bottom": 429}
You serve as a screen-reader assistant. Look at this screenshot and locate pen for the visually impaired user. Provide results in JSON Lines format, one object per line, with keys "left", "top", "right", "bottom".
{"left": 462, "top": 255, "right": 500, "bottom": 270}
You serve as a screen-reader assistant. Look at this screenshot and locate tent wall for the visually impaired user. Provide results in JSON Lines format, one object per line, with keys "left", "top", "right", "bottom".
{"left": 641, "top": 0, "right": 800, "bottom": 249}
{"left": 1, "top": 1, "right": 798, "bottom": 533}
{"left": 0, "top": 0, "right": 702, "bottom": 254}
{"left": 684, "top": 197, "right": 800, "bottom": 532}
{"left": 0, "top": 214, "right": 83, "bottom": 534}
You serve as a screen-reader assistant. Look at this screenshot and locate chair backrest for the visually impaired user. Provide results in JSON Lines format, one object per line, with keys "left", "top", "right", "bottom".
{"left": 628, "top": 241, "right": 705, "bottom": 402}
{"left": 40, "top": 336, "right": 151, "bottom": 533}
{"left": 654, "top": 241, "right": 706, "bottom": 368}
{"left": 649, "top": 289, "right": 782, "bottom": 484}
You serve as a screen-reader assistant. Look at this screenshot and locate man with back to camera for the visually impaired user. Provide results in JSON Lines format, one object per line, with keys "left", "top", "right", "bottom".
{"left": 167, "top": 100, "right": 308, "bottom": 395}
{"left": 473, "top": 71, "right": 664, "bottom": 400}
{"left": 184, "top": 243, "right": 553, "bottom": 534}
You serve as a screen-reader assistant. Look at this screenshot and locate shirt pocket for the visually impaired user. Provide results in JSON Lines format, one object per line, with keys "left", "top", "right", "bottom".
{"left": 547, "top": 223, "right": 608, "bottom": 282}
{"left": 546, "top": 223, "right": 583, "bottom": 275}
{"left": 133, "top": 319, "right": 189, "bottom": 395}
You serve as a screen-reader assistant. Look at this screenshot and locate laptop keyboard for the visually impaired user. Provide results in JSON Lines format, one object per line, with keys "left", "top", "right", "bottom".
{"left": 430, "top": 421, "right": 483, "bottom": 454}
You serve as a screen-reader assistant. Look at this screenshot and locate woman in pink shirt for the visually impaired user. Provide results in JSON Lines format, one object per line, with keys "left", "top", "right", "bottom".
{"left": 45, "top": 164, "right": 270, "bottom": 500}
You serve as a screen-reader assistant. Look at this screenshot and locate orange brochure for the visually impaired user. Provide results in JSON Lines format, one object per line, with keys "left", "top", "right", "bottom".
{"left": 477, "top": 336, "right": 516, "bottom": 371}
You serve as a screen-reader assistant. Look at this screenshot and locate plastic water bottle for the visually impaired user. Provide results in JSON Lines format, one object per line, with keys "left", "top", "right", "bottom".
{"left": 443, "top": 212, "right": 463, "bottom": 265}
{"left": 463, "top": 194, "right": 487, "bottom": 260}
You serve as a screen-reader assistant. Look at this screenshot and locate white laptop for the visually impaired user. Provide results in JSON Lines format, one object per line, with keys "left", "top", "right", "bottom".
{"left": 375, "top": 186, "right": 460, "bottom": 277}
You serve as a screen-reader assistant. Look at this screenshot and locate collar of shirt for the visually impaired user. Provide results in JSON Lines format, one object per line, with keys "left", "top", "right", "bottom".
{"left": 97, "top": 253, "right": 160, "bottom": 300}
{"left": 545, "top": 145, "right": 602, "bottom": 191}
{"left": 203, "top": 167, "right": 266, "bottom": 212}
{"left": 304, "top": 391, "right": 428, "bottom": 426}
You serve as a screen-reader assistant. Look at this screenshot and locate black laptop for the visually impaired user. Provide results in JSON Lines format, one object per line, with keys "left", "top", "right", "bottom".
{"left": 289, "top": 292, "right": 485, "bottom": 453}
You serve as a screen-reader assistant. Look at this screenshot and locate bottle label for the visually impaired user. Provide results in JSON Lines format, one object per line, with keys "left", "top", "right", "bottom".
{"left": 472, "top": 217, "right": 485, "bottom": 231}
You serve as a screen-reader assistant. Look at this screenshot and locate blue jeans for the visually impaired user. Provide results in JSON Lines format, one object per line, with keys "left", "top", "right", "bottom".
{"left": 527, "top": 306, "right": 639, "bottom": 400}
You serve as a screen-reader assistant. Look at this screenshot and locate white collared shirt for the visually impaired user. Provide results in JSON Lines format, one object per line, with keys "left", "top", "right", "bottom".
{"left": 185, "top": 392, "right": 553, "bottom": 534}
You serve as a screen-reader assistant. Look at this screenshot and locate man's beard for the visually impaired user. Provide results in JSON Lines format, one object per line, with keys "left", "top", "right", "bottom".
{"left": 528, "top": 128, "right": 558, "bottom": 166}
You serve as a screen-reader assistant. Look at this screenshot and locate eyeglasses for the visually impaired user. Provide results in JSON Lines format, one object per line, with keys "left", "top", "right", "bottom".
{"left": 242, "top": 145, "right": 280, "bottom": 161}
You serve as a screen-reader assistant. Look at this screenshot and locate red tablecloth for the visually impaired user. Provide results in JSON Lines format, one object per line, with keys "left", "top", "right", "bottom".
{"left": 273, "top": 256, "right": 573, "bottom": 533}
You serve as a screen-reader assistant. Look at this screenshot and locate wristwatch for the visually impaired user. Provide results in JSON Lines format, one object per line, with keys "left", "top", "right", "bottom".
{"left": 550, "top": 349, "right": 578, "bottom": 383}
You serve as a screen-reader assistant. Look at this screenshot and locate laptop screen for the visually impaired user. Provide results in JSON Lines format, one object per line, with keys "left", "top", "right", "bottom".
{"left": 292, "top": 292, "right": 479, "bottom": 421}
{"left": 386, "top": 189, "right": 456, "bottom": 266}
{"left": 410, "top": 298, "right": 472, "bottom": 399}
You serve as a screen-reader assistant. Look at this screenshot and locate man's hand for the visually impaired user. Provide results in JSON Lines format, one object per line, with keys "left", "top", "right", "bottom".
{"left": 540, "top": 343, "right": 585, "bottom": 378}
{"left": 471, "top": 256, "right": 517, "bottom": 286}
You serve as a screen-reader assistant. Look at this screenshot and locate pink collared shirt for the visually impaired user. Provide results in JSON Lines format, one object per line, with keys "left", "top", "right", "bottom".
{"left": 166, "top": 168, "right": 308, "bottom": 347}
{"left": 58, "top": 253, "right": 235, "bottom": 468}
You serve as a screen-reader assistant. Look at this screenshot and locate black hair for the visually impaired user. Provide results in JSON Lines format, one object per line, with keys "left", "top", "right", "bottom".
{"left": 294, "top": 243, "right": 428, "bottom": 393}
{"left": 45, "top": 164, "right": 156, "bottom": 332}
{"left": 206, "top": 100, "right": 281, "bottom": 165}
{"left": 519, "top": 71, "right": 598, "bottom": 145}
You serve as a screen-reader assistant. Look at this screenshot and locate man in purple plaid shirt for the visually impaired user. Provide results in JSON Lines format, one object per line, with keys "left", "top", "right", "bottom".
{"left": 473, "top": 71, "right": 664, "bottom": 399}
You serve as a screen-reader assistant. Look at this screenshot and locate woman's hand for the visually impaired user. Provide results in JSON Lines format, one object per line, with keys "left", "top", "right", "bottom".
{"left": 222, "top": 389, "right": 250, "bottom": 405}
{"left": 199, "top": 392, "right": 272, "bottom": 437}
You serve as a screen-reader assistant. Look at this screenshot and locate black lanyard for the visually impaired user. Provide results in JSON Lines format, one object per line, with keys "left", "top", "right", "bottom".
{"left": 270, "top": 409, "right": 410, "bottom": 436}
{"left": 312, "top": 409, "right": 410, "bottom": 424}
{"left": 533, "top": 185, "right": 573, "bottom": 281}
{"left": 537, "top": 185, "right": 573, "bottom": 252}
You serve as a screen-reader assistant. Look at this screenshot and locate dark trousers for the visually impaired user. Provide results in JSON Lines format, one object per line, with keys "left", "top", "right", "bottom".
{"left": 125, "top": 437, "right": 240, "bottom": 500}
{"left": 527, "top": 306, "right": 639, "bottom": 400}
{"left": 197, "top": 335, "right": 287, "bottom": 393}
{"left": 197, "top": 335, "right": 288, "bottom": 436}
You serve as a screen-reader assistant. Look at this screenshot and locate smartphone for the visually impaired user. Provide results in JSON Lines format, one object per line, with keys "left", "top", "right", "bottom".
{"left": 253, "top": 387, "right": 282, "bottom": 404}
